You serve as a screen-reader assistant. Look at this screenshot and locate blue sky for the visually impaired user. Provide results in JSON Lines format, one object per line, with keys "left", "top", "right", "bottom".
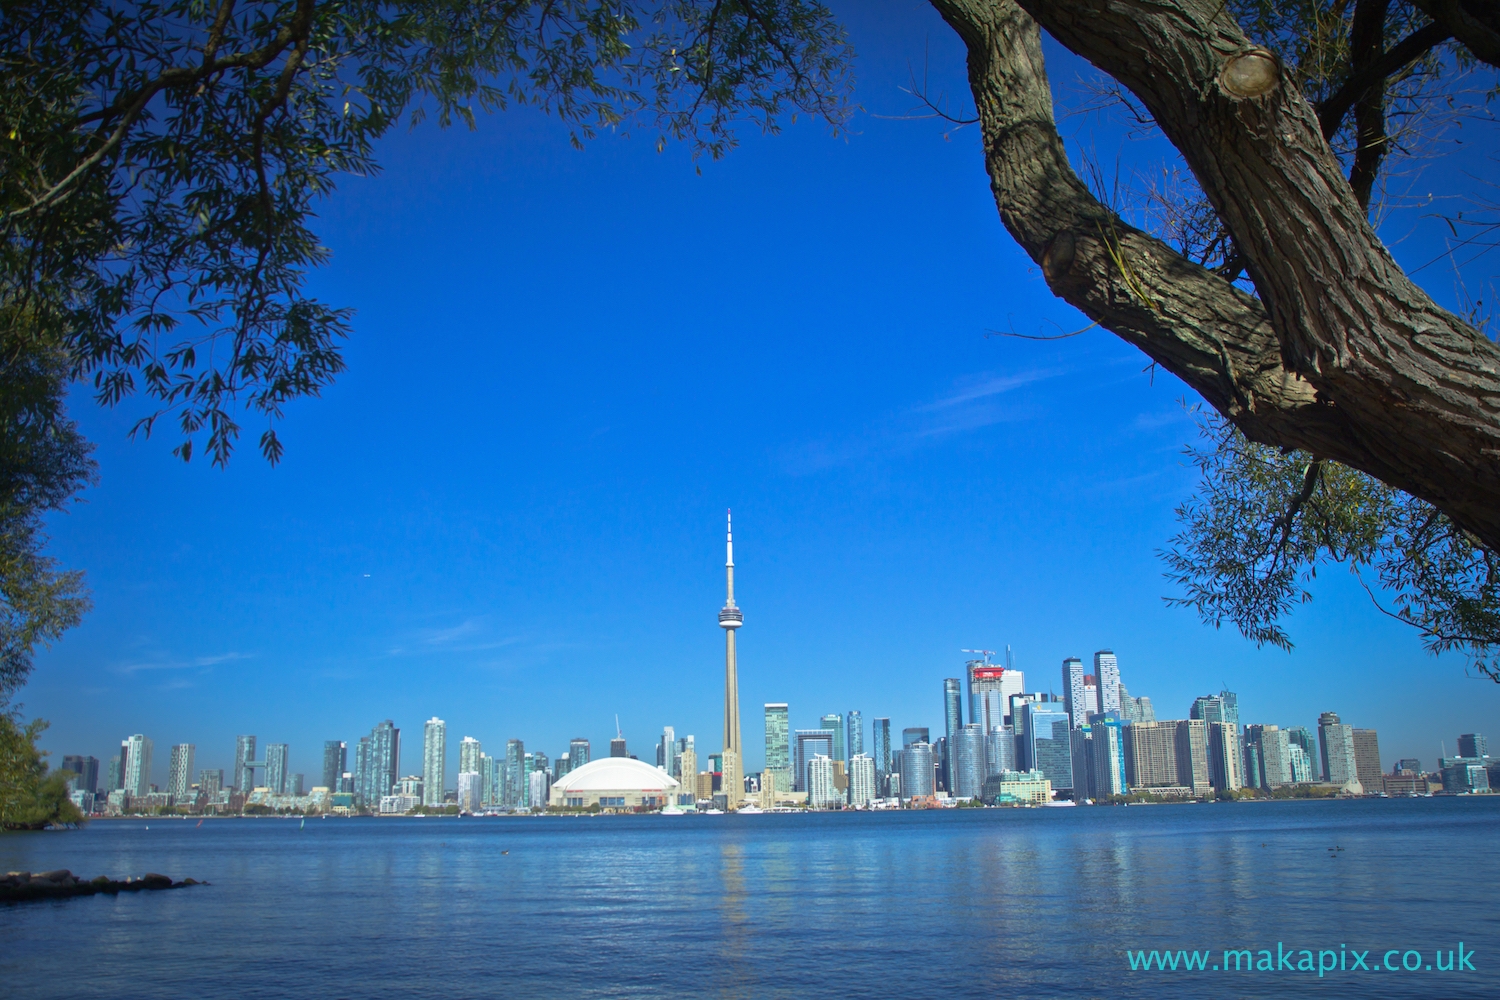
{"left": 26, "top": 2, "right": 1500, "bottom": 786}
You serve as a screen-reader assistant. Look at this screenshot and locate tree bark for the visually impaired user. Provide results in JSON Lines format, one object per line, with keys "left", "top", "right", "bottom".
{"left": 929, "top": 0, "right": 1500, "bottom": 552}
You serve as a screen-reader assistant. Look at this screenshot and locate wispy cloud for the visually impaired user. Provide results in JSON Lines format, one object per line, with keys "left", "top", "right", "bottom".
{"left": 113, "top": 651, "right": 250, "bottom": 675}
{"left": 779, "top": 367, "right": 1068, "bottom": 474}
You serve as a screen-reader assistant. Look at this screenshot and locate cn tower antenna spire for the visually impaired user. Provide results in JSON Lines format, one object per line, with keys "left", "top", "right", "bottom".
{"left": 718, "top": 509, "right": 743, "bottom": 807}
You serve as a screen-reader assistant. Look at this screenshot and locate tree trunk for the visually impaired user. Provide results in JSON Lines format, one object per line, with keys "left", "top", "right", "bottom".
{"left": 929, "top": 0, "right": 1500, "bottom": 552}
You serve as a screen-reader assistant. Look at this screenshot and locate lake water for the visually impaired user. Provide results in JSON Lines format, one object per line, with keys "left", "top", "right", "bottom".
{"left": 2, "top": 798, "right": 1497, "bottom": 999}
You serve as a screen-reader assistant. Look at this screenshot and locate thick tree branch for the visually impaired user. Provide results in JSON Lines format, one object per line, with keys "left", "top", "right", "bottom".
{"left": 1409, "top": 0, "right": 1500, "bottom": 68}
{"left": 933, "top": 0, "right": 1500, "bottom": 553}
{"left": 1315, "top": 20, "right": 1452, "bottom": 141}
{"left": 1346, "top": 0, "right": 1390, "bottom": 211}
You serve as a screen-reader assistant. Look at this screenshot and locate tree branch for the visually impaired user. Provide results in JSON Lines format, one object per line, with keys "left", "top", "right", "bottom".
{"left": 1316, "top": 21, "right": 1452, "bottom": 141}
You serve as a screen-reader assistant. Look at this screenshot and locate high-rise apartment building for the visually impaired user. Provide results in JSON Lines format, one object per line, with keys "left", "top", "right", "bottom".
{"left": 1317, "top": 712, "right": 1359, "bottom": 787}
{"left": 678, "top": 746, "right": 698, "bottom": 804}
{"left": 354, "top": 737, "right": 370, "bottom": 803}
{"left": 1458, "top": 733, "right": 1488, "bottom": 758}
{"left": 167, "top": 744, "right": 195, "bottom": 802}
{"left": 1093, "top": 650, "right": 1121, "bottom": 714}
{"left": 362, "top": 720, "right": 400, "bottom": 807}
{"left": 457, "top": 771, "right": 483, "bottom": 812}
{"left": 199, "top": 769, "right": 223, "bottom": 797}
{"left": 846, "top": 710, "right": 864, "bottom": 762}
{"left": 1124, "top": 721, "right": 1179, "bottom": 789}
{"left": 872, "top": 717, "right": 892, "bottom": 795}
{"left": 1288, "top": 743, "right": 1313, "bottom": 783}
{"left": 942, "top": 678, "right": 963, "bottom": 787}
{"left": 122, "top": 734, "right": 153, "bottom": 797}
{"left": 610, "top": 736, "right": 627, "bottom": 758}
{"left": 1207, "top": 721, "right": 1242, "bottom": 792}
{"left": 1070, "top": 725, "right": 1096, "bottom": 800}
{"left": 62, "top": 756, "right": 100, "bottom": 795}
{"left": 764, "top": 704, "right": 791, "bottom": 794}
{"left": 1245, "top": 725, "right": 1292, "bottom": 788}
{"left": 1176, "top": 720, "right": 1211, "bottom": 796}
{"left": 807, "top": 755, "right": 839, "bottom": 808}
{"left": 1190, "top": 695, "right": 1226, "bottom": 725}
{"left": 1218, "top": 690, "right": 1240, "bottom": 728}
{"left": 902, "top": 727, "right": 929, "bottom": 749}
{"left": 794, "top": 729, "right": 834, "bottom": 792}
{"left": 1118, "top": 685, "right": 1155, "bottom": 724}
{"left": 322, "top": 741, "right": 347, "bottom": 791}
{"left": 458, "top": 736, "right": 482, "bottom": 775}
{"left": 968, "top": 659, "right": 1026, "bottom": 733}
{"left": 658, "top": 726, "right": 676, "bottom": 775}
{"left": 821, "top": 714, "right": 845, "bottom": 763}
{"left": 951, "top": 724, "right": 985, "bottom": 799}
{"left": 898, "top": 742, "right": 936, "bottom": 800}
{"left": 848, "top": 754, "right": 876, "bottom": 808}
{"left": 422, "top": 718, "right": 447, "bottom": 807}
{"left": 265, "top": 743, "right": 289, "bottom": 794}
{"left": 1352, "top": 728, "right": 1382, "bottom": 789}
{"left": 1019, "top": 701, "right": 1072, "bottom": 793}
{"left": 1062, "top": 657, "right": 1088, "bottom": 728}
{"left": 1089, "top": 715, "right": 1128, "bottom": 797}
{"left": 984, "top": 726, "right": 1016, "bottom": 778}
{"left": 234, "top": 735, "right": 256, "bottom": 792}
{"left": 504, "top": 739, "right": 525, "bottom": 808}
{"left": 570, "top": 738, "right": 592, "bottom": 770}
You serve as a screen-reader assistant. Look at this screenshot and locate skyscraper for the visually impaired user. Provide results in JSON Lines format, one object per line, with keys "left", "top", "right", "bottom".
{"left": 872, "top": 717, "right": 892, "bottom": 795}
{"left": 764, "top": 704, "right": 791, "bottom": 793}
{"left": 984, "top": 726, "right": 1016, "bottom": 778}
{"left": 199, "top": 769, "right": 223, "bottom": 798}
{"left": 122, "top": 734, "right": 153, "bottom": 797}
{"left": 942, "top": 677, "right": 963, "bottom": 787}
{"left": 504, "top": 739, "right": 525, "bottom": 808}
{"left": 793, "top": 729, "right": 834, "bottom": 792}
{"left": 821, "top": 713, "right": 844, "bottom": 762}
{"left": 1351, "top": 728, "right": 1382, "bottom": 789}
{"left": 1119, "top": 685, "right": 1155, "bottom": 724}
{"left": 1019, "top": 703, "right": 1072, "bottom": 793}
{"left": 846, "top": 710, "right": 864, "bottom": 762}
{"left": 951, "top": 724, "right": 985, "bottom": 799}
{"left": 1208, "top": 721, "right": 1242, "bottom": 792}
{"left": 969, "top": 659, "right": 1026, "bottom": 732}
{"left": 658, "top": 726, "right": 676, "bottom": 775}
{"left": 902, "top": 727, "right": 929, "bottom": 749}
{"left": 1094, "top": 650, "right": 1122, "bottom": 714}
{"left": 363, "top": 720, "right": 400, "bottom": 806}
{"left": 1458, "top": 733, "right": 1488, "bottom": 758}
{"left": 610, "top": 735, "right": 628, "bottom": 757}
{"left": 898, "top": 742, "right": 936, "bottom": 800}
{"left": 265, "top": 743, "right": 289, "bottom": 794}
{"left": 62, "top": 756, "right": 100, "bottom": 796}
{"left": 718, "top": 511, "right": 744, "bottom": 808}
{"left": 234, "top": 735, "right": 256, "bottom": 792}
{"left": 459, "top": 736, "right": 482, "bottom": 775}
{"left": 1062, "top": 657, "right": 1088, "bottom": 728}
{"left": 570, "top": 738, "right": 592, "bottom": 770}
{"left": 1318, "top": 712, "right": 1359, "bottom": 787}
{"left": 167, "top": 744, "right": 195, "bottom": 802}
{"left": 807, "top": 755, "right": 839, "bottom": 808}
{"left": 422, "top": 718, "right": 446, "bottom": 807}
{"left": 848, "top": 754, "right": 876, "bottom": 808}
{"left": 1090, "top": 715, "right": 1128, "bottom": 797}
{"left": 1190, "top": 695, "right": 1226, "bottom": 725}
{"left": 322, "top": 741, "right": 347, "bottom": 791}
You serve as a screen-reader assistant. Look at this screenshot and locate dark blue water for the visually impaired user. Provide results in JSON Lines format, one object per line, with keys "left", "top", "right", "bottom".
{"left": 2, "top": 798, "right": 1497, "bottom": 998}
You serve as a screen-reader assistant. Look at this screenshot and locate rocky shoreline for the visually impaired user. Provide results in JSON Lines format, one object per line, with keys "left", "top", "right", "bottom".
{"left": 1, "top": 870, "right": 205, "bottom": 903}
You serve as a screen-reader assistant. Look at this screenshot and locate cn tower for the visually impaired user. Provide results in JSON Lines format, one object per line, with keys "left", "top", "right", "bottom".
{"left": 719, "top": 510, "right": 743, "bottom": 806}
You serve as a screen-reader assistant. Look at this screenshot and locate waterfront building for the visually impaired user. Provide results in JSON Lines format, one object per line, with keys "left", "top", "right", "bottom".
{"left": 397, "top": 775, "right": 424, "bottom": 798}
{"left": 1318, "top": 712, "right": 1360, "bottom": 788}
{"left": 1286, "top": 727, "right": 1317, "bottom": 772}
{"left": 106, "top": 755, "right": 121, "bottom": 793}
{"left": 1458, "top": 733, "right": 1488, "bottom": 758}
{"left": 1288, "top": 743, "right": 1313, "bottom": 783}
{"left": 1176, "top": 720, "right": 1211, "bottom": 796}
{"left": 549, "top": 757, "right": 680, "bottom": 810}
{"left": 848, "top": 754, "right": 876, "bottom": 808}
{"left": 198, "top": 769, "right": 223, "bottom": 798}
{"left": 264, "top": 743, "right": 289, "bottom": 794}
{"left": 1118, "top": 684, "right": 1155, "bottom": 724}
{"left": 167, "top": 744, "right": 195, "bottom": 802}
{"left": 984, "top": 726, "right": 1016, "bottom": 778}
{"left": 1207, "top": 721, "right": 1242, "bottom": 792}
{"left": 1089, "top": 715, "right": 1128, "bottom": 797}
{"left": 322, "top": 741, "right": 347, "bottom": 791}
{"left": 422, "top": 718, "right": 446, "bottom": 807}
{"left": 951, "top": 724, "right": 985, "bottom": 799}
{"left": 481, "top": 754, "right": 499, "bottom": 804}
{"left": 1094, "top": 651, "right": 1121, "bottom": 714}
{"left": 870, "top": 717, "right": 892, "bottom": 797}
{"left": 528, "top": 767, "right": 550, "bottom": 809}
{"left": 902, "top": 727, "right": 930, "bottom": 749}
{"left": 1441, "top": 760, "right": 1491, "bottom": 793}
{"left": 234, "top": 735, "right": 256, "bottom": 792}
{"left": 1123, "top": 720, "right": 1214, "bottom": 795}
{"left": 1396, "top": 757, "right": 1422, "bottom": 773}
{"left": 504, "top": 739, "right": 525, "bottom": 808}
{"left": 943, "top": 677, "right": 963, "bottom": 786}
{"left": 794, "top": 729, "right": 835, "bottom": 792}
{"left": 570, "top": 738, "right": 592, "bottom": 770}
{"left": 290, "top": 773, "right": 305, "bottom": 796}
{"left": 553, "top": 752, "right": 569, "bottom": 782}
{"left": 718, "top": 511, "right": 745, "bottom": 808}
{"left": 1383, "top": 769, "right": 1429, "bottom": 796}
{"left": 1248, "top": 725, "right": 1294, "bottom": 787}
{"left": 846, "top": 710, "right": 864, "bottom": 762}
{"left": 898, "top": 742, "right": 936, "bottom": 801}
{"left": 678, "top": 746, "right": 698, "bottom": 804}
{"left": 1062, "top": 657, "right": 1089, "bottom": 728}
{"left": 62, "top": 756, "right": 100, "bottom": 796}
{"left": 1352, "top": 729, "right": 1382, "bottom": 789}
{"left": 122, "top": 734, "right": 153, "bottom": 798}
{"left": 380, "top": 793, "right": 420, "bottom": 814}
{"left": 981, "top": 769, "right": 1052, "bottom": 805}
{"left": 969, "top": 658, "right": 1025, "bottom": 735}
{"left": 764, "top": 704, "right": 791, "bottom": 796}
{"left": 933, "top": 737, "right": 947, "bottom": 792}
{"left": 807, "top": 755, "right": 839, "bottom": 808}
{"left": 456, "top": 771, "right": 482, "bottom": 812}
{"left": 362, "top": 720, "right": 400, "bottom": 807}
{"left": 1070, "top": 725, "right": 1095, "bottom": 800}
{"left": 1019, "top": 701, "right": 1072, "bottom": 794}
{"left": 821, "top": 713, "right": 845, "bottom": 763}
{"left": 458, "top": 736, "right": 482, "bottom": 776}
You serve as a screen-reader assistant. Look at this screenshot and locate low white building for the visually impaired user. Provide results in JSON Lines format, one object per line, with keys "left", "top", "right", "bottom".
{"left": 548, "top": 757, "right": 680, "bottom": 811}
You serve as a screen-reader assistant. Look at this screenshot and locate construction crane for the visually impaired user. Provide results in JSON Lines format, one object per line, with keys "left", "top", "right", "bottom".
{"left": 961, "top": 648, "right": 996, "bottom": 665}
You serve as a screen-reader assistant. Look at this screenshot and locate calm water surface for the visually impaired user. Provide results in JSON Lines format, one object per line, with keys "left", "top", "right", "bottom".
{"left": 2, "top": 798, "right": 1497, "bottom": 999}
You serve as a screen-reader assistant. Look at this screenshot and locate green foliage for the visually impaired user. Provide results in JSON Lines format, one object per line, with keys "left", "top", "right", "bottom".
{"left": 1165, "top": 414, "right": 1500, "bottom": 678}
{"left": 1, "top": 0, "right": 852, "bottom": 465}
{"left": 0, "top": 712, "right": 86, "bottom": 829}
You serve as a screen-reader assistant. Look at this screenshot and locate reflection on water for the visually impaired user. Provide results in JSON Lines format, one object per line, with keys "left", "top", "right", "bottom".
{"left": 2, "top": 799, "right": 1498, "bottom": 999}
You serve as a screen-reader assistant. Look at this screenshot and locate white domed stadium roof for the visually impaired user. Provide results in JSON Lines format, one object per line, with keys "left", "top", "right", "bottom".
{"left": 553, "top": 757, "right": 679, "bottom": 792}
